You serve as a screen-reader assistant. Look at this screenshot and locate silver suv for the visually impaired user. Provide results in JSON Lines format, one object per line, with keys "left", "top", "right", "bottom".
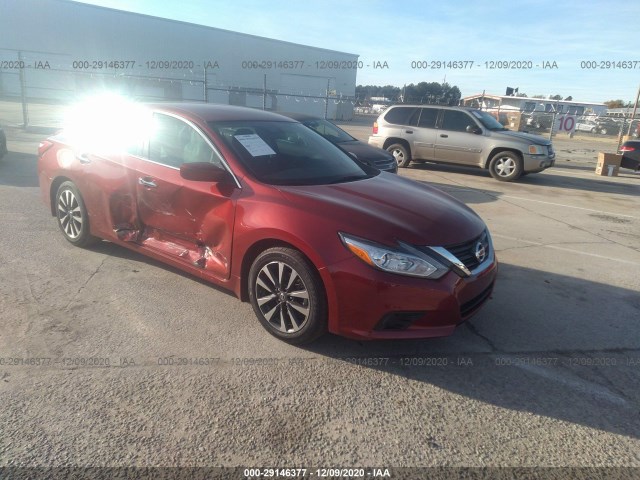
{"left": 368, "top": 105, "right": 555, "bottom": 181}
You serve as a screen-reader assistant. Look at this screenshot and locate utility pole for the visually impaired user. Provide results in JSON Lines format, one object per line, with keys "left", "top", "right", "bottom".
{"left": 263, "top": 74, "right": 267, "bottom": 110}
{"left": 203, "top": 66, "right": 208, "bottom": 102}
{"left": 626, "top": 84, "right": 640, "bottom": 137}
{"left": 324, "top": 78, "right": 330, "bottom": 119}
{"left": 18, "top": 51, "right": 29, "bottom": 128}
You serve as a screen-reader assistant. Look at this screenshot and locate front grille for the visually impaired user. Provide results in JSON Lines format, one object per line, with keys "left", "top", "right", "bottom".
{"left": 445, "top": 231, "right": 490, "bottom": 271}
{"left": 460, "top": 283, "right": 494, "bottom": 318}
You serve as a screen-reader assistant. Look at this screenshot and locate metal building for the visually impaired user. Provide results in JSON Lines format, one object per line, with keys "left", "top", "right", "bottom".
{"left": 0, "top": 0, "right": 358, "bottom": 123}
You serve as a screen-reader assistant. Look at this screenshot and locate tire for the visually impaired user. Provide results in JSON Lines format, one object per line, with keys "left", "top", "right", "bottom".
{"left": 386, "top": 143, "right": 411, "bottom": 168}
{"left": 600, "top": 128, "right": 608, "bottom": 135}
{"left": 55, "top": 181, "right": 99, "bottom": 247}
{"left": 488, "top": 151, "right": 523, "bottom": 182}
{"left": 248, "top": 247, "right": 327, "bottom": 345}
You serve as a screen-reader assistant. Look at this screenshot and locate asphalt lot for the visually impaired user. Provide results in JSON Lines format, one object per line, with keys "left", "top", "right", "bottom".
{"left": 0, "top": 125, "right": 639, "bottom": 472}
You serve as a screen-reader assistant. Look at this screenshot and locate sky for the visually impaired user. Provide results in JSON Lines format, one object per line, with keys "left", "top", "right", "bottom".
{"left": 75, "top": 0, "right": 639, "bottom": 103}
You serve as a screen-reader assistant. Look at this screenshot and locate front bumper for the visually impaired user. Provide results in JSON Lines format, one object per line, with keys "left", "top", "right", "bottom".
{"left": 325, "top": 254, "right": 498, "bottom": 340}
{"left": 522, "top": 153, "right": 555, "bottom": 173}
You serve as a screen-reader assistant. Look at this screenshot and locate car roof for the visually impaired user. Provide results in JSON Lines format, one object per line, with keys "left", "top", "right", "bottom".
{"left": 146, "top": 102, "right": 297, "bottom": 123}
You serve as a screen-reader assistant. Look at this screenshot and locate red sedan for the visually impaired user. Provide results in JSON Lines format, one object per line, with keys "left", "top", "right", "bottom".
{"left": 38, "top": 100, "right": 497, "bottom": 344}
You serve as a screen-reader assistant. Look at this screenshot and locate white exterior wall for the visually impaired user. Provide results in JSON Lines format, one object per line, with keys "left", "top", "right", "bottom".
{"left": 0, "top": 0, "right": 358, "bottom": 119}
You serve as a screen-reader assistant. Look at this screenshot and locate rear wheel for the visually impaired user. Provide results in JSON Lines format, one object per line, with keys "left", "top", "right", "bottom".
{"left": 55, "top": 181, "right": 99, "bottom": 247}
{"left": 248, "top": 247, "right": 327, "bottom": 345}
{"left": 488, "top": 152, "right": 523, "bottom": 182}
{"left": 386, "top": 143, "right": 411, "bottom": 167}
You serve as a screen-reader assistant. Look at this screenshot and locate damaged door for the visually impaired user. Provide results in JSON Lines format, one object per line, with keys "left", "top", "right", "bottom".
{"left": 134, "top": 113, "right": 237, "bottom": 280}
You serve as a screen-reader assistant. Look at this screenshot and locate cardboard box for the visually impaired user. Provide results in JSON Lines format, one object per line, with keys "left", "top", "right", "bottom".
{"left": 595, "top": 153, "right": 622, "bottom": 177}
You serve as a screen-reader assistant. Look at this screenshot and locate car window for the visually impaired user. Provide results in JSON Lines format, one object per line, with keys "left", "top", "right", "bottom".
{"left": 470, "top": 110, "right": 507, "bottom": 131}
{"left": 384, "top": 107, "right": 418, "bottom": 126}
{"left": 126, "top": 139, "right": 144, "bottom": 157}
{"left": 149, "top": 113, "right": 223, "bottom": 168}
{"left": 418, "top": 108, "right": 438, "bottom": 128}
{"left": 303, "top": 119, "right": 354, "bottom": 143}
{"left": 208, "top": 120, "right": 375, "bottom": 186}
{"left": 441, "top": 110, "right": 477, "bottom": 132}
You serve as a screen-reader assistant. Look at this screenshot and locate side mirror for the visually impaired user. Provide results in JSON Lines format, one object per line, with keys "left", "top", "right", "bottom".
{"left": 180, "top": 162, "right": 230, "bottom": 183}
{"left": 466, "top": 125, "right": 483, "bottom": 135}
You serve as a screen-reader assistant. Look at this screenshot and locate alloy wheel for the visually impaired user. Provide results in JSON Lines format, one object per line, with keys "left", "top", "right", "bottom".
{"left": 254, "top": 261, "right": 310, "bottom": 333}
{"left": 391, "top": 148, "right": 405, "bottom": 165}
{"left": 57, "top": 189, "right": 83, "bottom": 239}
{"left": 494, "top": 156, "right": 516, "bottom": 177}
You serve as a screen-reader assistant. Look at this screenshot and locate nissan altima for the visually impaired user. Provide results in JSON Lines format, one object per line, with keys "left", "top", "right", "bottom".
{"left": 38, "top": 99, "right": 497, "bottom": 344}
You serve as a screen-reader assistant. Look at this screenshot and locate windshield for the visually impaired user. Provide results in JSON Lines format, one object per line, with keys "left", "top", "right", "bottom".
{"left": 470, "top": 110, "right": 508, "bottom": 131}
{"left": 301, "top": 118, "right": 355, "bottom": 143}
{"left": 208, "top": 120, "right": 375, "bottom": 186}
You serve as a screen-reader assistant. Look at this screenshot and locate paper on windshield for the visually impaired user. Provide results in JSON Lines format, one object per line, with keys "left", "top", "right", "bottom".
{"left": 234, "top": 134, "right": 276, "bottom": 157}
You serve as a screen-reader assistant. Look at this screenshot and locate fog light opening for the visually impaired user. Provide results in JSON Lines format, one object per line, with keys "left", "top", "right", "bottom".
{"left": 375, "top": 311, "right": 426, "bottom": 331}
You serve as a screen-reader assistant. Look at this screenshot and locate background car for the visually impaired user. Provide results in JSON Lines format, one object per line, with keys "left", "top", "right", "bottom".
{"left": 524, "top": 112, "right": 555, "bottom": 130}
{"left": 620, "top": 140, "right": 640, "bottom": 171}
{"left": 281, "top": 112, "right": 397, "bottom": 173}
{"left": 575, "top": 119, "right": 598, "bottom": 133}
{"left": 594, "top": 117, "right": 622, "bottom": 135}
{"left": 0, "top": 125, "right": 7, "bottom": 160}
{"left": 38, "top": 101, "right": 497, "bottom": 345}
{"left": 368, "top": 105, "right": 555, "bottom": 181}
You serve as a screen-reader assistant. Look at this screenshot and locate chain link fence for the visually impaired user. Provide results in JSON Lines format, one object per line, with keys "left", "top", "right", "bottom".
{"left": 0, "top": 49, "right": 357, "bottom": 129}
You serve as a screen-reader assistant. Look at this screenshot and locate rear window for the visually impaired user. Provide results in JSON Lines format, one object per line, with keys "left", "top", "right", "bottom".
{"left": 383, "top": 107, "right": 418, "bottom": 126}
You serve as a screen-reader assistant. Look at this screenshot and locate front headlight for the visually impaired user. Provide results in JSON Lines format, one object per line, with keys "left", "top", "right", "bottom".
{"left": 339, "top": 233, "right": 448, "bottom": 279}
{"left": 528, "top": 144, "right": 546, "bottom": 155}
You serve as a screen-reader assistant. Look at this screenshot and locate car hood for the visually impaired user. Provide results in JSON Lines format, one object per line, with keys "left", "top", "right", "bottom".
{"left": 277, "top": 174, "right": 486, "bottom": 247}
{"left": 493, "top": 130, "right": 552, "bottom": 145}
{"left": 337, "top": 140, "right": 393, "bottom": 161}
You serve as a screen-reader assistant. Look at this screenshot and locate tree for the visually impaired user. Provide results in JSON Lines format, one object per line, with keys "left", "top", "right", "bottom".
{"left": 604, "top": 99, "right": 626, "bottom": 109}
{"left": 515, "top": 92, "right": 528, "bottom": 97}
{"left": 355, "top": 84, "right": 401, "bottom": 103}
{"left": 550, "top": 94, "right": 563, "bottom": 101}
{"left": 356, "top": 81, "right": 461, "bottom": 106}
{"left": 564, "top": 96, "right": 572, "bottom": 101}
{"left": 532, "top": 94, "right": 546, "bottom": 99}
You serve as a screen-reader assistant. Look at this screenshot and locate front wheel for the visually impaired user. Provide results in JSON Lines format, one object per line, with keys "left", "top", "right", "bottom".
{"left": 55, "top": 181, "right": 99, "bottom": 247}
{"left": 248, "top": 247, "right": 327, "bottom": 344}
{"left": 488, "top": 152, "right": 523, "bottom": 182}
{"left": 386, "top": 143, "right": 411, "bottom": 167}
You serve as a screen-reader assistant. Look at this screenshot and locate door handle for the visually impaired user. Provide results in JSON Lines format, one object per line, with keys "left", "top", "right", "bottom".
{"left": 77, "top": 153, "right": 91, "bottom": 164}
{"left": 138, "top": 177, "right": 157, "bottom": 188}
{"left": 440, "top": 134, "right": 448, "bottom": 138}
{"left": 405, "top": 130, "right": 413, "bottom": 134}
